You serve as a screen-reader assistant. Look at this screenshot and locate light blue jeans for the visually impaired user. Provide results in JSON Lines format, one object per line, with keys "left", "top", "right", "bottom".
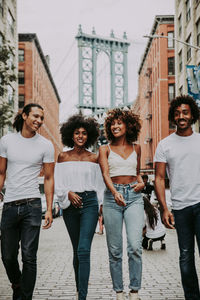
{"left": 103, "top": 182, "right": 144, "bottom": 292}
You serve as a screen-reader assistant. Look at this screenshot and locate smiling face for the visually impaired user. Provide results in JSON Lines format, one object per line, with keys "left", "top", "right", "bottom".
{"left": 73, "top": 127, "right": 88, "bottom": 147}
{"left": 174, "top": 104, "right": 193, "bottom": 133}
{"left": 110, "top": 118, "right": 126, "bottom": 138}
{"left": 22, "top": 106, "right": 44, "bottom": 133}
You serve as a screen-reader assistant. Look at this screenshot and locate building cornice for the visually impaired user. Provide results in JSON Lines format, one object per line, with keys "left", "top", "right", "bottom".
{"left": 18, "top": 33, "right": 61, "bottom": 103}
{"left": 138, "top": 15, "right": 174, "bottom": 75}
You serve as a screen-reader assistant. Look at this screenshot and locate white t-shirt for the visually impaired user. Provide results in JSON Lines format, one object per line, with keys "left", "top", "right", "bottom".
{"left": 0, "top": 132, "right": 54, "bottom": 202}
{"left": 154, "top": 132, "right": 200, "bottom": 210}
{"left": 144, "top": 208, "right": 166, "bottom": 239}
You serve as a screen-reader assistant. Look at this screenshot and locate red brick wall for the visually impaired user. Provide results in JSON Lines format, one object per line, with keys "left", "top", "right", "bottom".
{"left": 18, "top": 41, "right": 62, "bottom": 160}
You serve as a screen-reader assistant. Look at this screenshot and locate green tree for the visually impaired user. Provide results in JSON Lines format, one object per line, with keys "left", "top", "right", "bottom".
{"left": 0, "top": 41, "right": 17, "bottom": 134}
{"left": 0, "top": 101, "right": 13, "bottom": 128}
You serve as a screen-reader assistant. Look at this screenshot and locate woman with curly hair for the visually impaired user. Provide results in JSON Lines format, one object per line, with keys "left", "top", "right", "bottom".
{"left": 99, "top": 108, "right": 144, "bottom": 300}
{"left": 54, "top": 114, "right": 105, "bottom": 300}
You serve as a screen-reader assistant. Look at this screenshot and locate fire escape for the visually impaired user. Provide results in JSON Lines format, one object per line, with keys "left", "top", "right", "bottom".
{"left": 144, "top": 67, "right": 153, "bottom": 169}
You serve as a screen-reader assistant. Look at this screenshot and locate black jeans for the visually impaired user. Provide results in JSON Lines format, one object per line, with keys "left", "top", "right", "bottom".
{"left": 63, "top": 191, "right": 98, "bottom": 300}
{"left": 0, "top": 198, "right": 42, "bottom": 300}
{"left": 173, "top": 202, "right": 200, "bottom": 300}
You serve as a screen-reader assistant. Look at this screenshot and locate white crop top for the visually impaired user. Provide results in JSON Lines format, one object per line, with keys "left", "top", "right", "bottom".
{"left": 107, "top": 144, "right": 137, "bottom": 177}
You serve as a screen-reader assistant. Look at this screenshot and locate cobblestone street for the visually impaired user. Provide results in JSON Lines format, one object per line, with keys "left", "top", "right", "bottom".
{"left": 0, "top": 216, "right": 199, "bottom": 300}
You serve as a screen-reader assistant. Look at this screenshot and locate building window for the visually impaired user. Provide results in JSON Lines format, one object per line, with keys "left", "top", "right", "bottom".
{"left": 168, "top": 57, "right": 175, "bottom": 75}
{"left": 186, "top": 35, "right": 191, "bottom": 61}
{"left": 168, "top": 84, "right": 175, "bottom": 101}
{"left": 197, "top": 19, "right": 200, "bottom": 47}
{"left": 178, "top": 14, "right": 182, "bottom": 37}
{"left": 18, "top": 49, "right": 24, "bottom": 62}
{"left": 7, "top": 10, "right": 15, "bottom": 35}
{"left": 0, "top": 0, "right": 3, "bottom": 18}
{"left": 168, "top": 32, "right": 174, "bottom": 48}
{"left": 18, "top": 94, "right": 25, "bottom": 109}
{"left": 186, "top": 0, "right": 191, "bottom": 22}
{"left": 179, "top": 50, "right": 182, "bottom": 72}
{"left": 18, "top": 71, "right": 25, "bottom": 85}
{"left": 179, "top": 85, "right": 183, "bottom": 95}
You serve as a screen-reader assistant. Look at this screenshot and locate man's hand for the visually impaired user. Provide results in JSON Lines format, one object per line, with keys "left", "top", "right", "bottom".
{"left": 162, "top": 209, "right": 175, "bottom": 229}
{"left": 43, "top": 210, "right": 53, "bottom": 229}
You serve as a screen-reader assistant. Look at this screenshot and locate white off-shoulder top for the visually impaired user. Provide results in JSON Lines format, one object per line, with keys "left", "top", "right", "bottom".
{"left": 54, "top": 161, "right": 105, "bottom": 209}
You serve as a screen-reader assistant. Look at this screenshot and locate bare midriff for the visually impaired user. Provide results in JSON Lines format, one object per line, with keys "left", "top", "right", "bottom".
{"left": 111, "top": 175, "right": 137, "bottom": 184}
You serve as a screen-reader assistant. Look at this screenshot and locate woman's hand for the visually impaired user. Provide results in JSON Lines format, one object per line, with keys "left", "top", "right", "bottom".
{"left": 113, "top": 191, "right": 126, "bottom": 206}
{"left": 68, "top": 191, "right": 82, "bottom": 208}
{"left": 131, "top": 182, "right": 145, "bottom": 193}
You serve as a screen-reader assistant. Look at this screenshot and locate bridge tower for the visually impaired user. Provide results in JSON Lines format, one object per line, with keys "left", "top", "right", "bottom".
{"left": 76, "top": 25, "right": 130, "bottom": 116}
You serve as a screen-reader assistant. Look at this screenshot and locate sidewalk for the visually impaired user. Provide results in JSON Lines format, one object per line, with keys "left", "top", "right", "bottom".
{"left": 0, "top": 217, "right": 197, "bottom": 300}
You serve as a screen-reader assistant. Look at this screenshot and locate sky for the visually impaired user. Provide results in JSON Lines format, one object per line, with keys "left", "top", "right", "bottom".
{"left": 17, "top": 0, "right": 175, "bottom": 122}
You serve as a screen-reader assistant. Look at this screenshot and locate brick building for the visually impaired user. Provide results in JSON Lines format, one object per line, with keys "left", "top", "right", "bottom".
{"left": 137, "top": 15, "right": 175, "bottom": 173}
{"left": 18, "top": 33, "right": 62, "bottom": 158}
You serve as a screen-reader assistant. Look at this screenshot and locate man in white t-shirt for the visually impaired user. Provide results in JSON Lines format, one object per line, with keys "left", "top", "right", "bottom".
{"left": 0, "top": 103, "right": 55, "bottom": 300}
{"left": 154, "top": 95, "right": 200, "bottom": 300}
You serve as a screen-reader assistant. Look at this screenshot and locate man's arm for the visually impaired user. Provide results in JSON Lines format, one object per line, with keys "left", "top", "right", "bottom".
{"left": 155, "top": 162, "right": 174, "bottom": 229}
{"left": 0, "top": 156, "right": 7, "bottom": 192}
{"left": 43, "top": 162, "right": 54, "bottom": 229}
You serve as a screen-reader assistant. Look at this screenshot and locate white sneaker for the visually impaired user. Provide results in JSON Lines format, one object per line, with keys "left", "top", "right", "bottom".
{"left": 129, "top": 292, "right": 140, "bottom": 300}
{"left": 116, "top": 292, "right": 126, "bottom": 300}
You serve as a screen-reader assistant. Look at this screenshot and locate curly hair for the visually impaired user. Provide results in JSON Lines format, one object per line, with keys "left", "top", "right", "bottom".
{"left": 60, "top": 114, "right": 100, "bottom": 148}
{"left": 168, "top": 95, "right": 199, "bottom": 124}
{"left": 143, "top": 196, "right": 158, "bottom": 230}
{"left": 104, "top": 108, "right": 141, "bottom": 143}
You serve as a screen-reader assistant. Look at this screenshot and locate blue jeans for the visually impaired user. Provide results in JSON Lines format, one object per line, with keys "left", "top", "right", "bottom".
{"left": 0, "top": 198, "right": 42, "bottom": 300}
{"left": 62, "top": 191, "right": 98, "bottom": 300}
{"left": 173, "top": 202, "right": 200, "bottom": 300}
{"left": 103, "top": 183, "right": 144, "bottom": 292}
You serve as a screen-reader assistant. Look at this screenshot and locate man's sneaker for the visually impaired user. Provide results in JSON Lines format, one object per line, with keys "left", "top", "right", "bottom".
{"left": 129, "top": 292, "right": 141, "bottom": 300}
{"left": 12, "top": 284, "right": 21, "bottom": 300}
{"left": 116, "top": 292, "right": 126, "bottom": 300}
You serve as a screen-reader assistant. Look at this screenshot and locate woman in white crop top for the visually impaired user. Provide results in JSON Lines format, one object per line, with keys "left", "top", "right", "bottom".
{"left": 99, "top": 108, "right": 144, "bottom": 300}
{"left": 55, "top": 114, "right": 105, "bottom": 300}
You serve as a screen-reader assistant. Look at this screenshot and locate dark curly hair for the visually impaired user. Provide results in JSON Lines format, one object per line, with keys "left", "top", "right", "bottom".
{"left": 104, "top": 108, "right": 141, "bottom": 143}
{"left": 143, "top": 196, "right": 158, "bottom": 230}
{"left": 168, "top": 95, "right": 199, "bottom": 124}
{"left": 60, "top": 114, "right": 100, "bottom": 148}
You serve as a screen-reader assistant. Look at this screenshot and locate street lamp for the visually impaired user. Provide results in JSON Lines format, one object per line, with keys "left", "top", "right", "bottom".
{"left": 143, "top": 34, "right": 200, "bottom": 51}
